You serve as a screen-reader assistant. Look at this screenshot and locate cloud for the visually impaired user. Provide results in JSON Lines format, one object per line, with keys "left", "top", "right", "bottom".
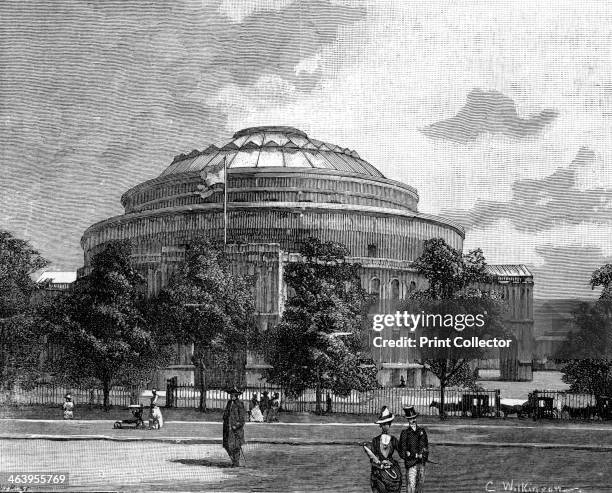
{"left": 210, "top": 0, "right": 367, "bottom": 89}
{"left": 529, "top": 245, "right": 612, "bottom": 300}
{"left": 0, "top": 0, "right": 366, "bottom": 269}
{"left": 420, "top": 88, "right": 559, "bottom": 143}
{"left": 442, "top": 147, "right": 612, "bottom": 233}
{"left": 463, "top": 220, "right": 612, "bottom": 299}
{"left": 219, "top": 0, "right": 294, "bottom": 23}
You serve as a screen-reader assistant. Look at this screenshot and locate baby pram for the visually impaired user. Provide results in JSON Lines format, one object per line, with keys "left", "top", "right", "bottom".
{"left": 113, "top": 404, "right": 146, "bottom": 429}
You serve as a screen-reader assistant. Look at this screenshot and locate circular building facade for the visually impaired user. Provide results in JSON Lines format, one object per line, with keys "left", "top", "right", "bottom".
{"left": 82, "top": 126, "right": 464, "bottom": 266}
{"left": 82, "top": 126, "right": 523, "bottom": 387}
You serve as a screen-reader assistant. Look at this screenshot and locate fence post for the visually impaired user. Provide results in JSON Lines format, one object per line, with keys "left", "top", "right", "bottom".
{"left": 495, "top": 389, "right": 500, "bottom": 417}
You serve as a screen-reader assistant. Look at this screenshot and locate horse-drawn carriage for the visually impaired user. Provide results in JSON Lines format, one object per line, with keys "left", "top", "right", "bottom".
{"left": 429, "top": 393, "right": 497, "bottom": 417}
{"left": 528, "top": 394, "right": 558, "bottom": 420}
{"left": 460, "top": 393, "right": 495, "bottom": 417}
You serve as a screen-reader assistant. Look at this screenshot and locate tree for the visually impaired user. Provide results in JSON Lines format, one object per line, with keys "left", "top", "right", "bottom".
{"left": 0, "top": 230, "right": 48, "bottom": 389}
{"left": 591, "top": 264, "right": 612, "bottom": 300}
{"left": 557, "top": 265, "right": 612, "bottom": 395}
{"left": 42, "top": 240, "right": 170, "bottom": 410}
{"left": 404, "top": 238, "right": 507, "bottom": 419}
{"left": 264, "top": 237, "right": 378, "bottom": 414}
{"left": 150, "top": 238, "right": 257, "bottom": 411}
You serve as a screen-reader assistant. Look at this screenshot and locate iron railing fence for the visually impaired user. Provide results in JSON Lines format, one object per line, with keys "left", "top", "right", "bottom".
{"left": 166, "top": 382, "right": 501, "bottom": 417}
{"left": 0, "top": 384, "right": 136, "bottom": 407}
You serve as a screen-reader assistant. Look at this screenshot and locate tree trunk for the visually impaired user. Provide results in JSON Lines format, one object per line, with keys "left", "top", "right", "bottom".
{"left": 103, "top": 379, "right": 110, "bottom": 411}
{"left": 439, "top": 383, "right": 446, "bottom": 420}
{"left": 198, "top": 364, "right": 207, "bottom": 412}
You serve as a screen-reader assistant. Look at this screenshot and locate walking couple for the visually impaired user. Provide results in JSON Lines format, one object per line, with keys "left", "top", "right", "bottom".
{"left": 364, "top": 405, "right": 428, "bottom": 493}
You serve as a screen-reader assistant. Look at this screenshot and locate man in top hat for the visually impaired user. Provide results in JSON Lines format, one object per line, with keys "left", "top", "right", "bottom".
{"left": 222, "top": 386, "right": 246, "bottom": 467}
{"left": 398, "top": 406, "right": 428, "bottom": 493}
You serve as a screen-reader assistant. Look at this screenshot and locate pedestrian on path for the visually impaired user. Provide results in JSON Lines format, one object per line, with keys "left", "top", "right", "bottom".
{"left": 62, "top": 393, "right": 74, "bottom": 420}
{"left": 249, "top": 392, "right": 264, "bottom": 422}
{"left": 363, "top": 406, "right": 403, "bottom": 493}
{"left": 222, "top": 386, "right": 246, "bottom": 467}
{"left": 261, "top": 390, "right": 270, "bottom": 422}
{"left": 268, "top": 392, "right": 280, "bottom": 422}
{"left": 149, "top": 389, "right": 164, "bottom": 429}
{"left": 399, "top": 406, "right": 428, "bottom": 493}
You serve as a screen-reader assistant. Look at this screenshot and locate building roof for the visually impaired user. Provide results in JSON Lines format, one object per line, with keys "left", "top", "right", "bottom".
{"left": 485, "top": 264, "right": 533, "bottom": 279}
{"left": 36, "top": 271, "right": 77, "bottom": 284}
{"left": 160, "top": 126, "right": 385, "bottom": 179}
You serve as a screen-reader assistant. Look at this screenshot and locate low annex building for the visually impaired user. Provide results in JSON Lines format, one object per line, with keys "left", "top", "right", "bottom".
{"left": 80, "top": 126, "right": 534, "bottom": 386}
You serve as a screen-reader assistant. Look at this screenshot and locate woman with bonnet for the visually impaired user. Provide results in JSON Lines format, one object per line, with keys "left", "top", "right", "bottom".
{"left": 363, "top": 406, "right": 402, "bottom": 493}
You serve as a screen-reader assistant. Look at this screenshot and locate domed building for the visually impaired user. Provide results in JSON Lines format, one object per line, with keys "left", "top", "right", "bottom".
{"left": 81, "top": 126, "right": 534, "bottom": 386}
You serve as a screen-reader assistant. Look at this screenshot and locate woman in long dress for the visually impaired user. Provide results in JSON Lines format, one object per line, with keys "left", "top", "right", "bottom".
{"left": 363, "top": 406, "right": 402, "bottom": 493}
{"left": 62, "top": 393, "right": 74, "bottom": 420}
{"left": 248, "top": 393, "right": 264, "bottom": 422}
{"left": 149, "top": 389, "right": 164, "bottom": 429}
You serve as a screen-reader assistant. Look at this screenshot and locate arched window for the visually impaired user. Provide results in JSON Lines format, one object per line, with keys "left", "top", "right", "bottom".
{"left": 369, "top": 278, "right": 381, "bottom": 297}
{"left": 390, "top": 279, "right": 400, "bottom": 300}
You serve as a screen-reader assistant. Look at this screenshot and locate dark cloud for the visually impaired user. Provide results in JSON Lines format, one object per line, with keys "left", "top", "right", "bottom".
{"left": 0, "top": 0, "right": 366, "bottom": 269}
{"left": 420, "top": 88, "right": 558, "bottom": 143}
{"left": 529, "top": 245, "right": 612, "bottom": 300}
{"left": 212, "top": 0, "right": 367, "bottom": 88}
{"left": 442, "top": 147, "right": 612, "bottom": 232}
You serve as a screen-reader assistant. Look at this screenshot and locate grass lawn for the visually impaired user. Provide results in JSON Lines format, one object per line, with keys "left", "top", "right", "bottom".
{"left": 0, "top": 440, "right": 610, "bottom": 492}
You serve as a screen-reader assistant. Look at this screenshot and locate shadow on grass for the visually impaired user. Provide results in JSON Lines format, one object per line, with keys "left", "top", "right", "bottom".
{"left": 170, "top": 458, "right": 234, "bottom": 468}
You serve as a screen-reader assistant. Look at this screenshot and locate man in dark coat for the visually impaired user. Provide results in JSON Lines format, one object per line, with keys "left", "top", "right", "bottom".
{"left": 398, "top": 406, "right": 428, "bottom": 493}
{"left": 261, "top": 390, "right": 270, "bottom": 421}
{"left": 222, "top": 386, "right": 246, "bottom": 467}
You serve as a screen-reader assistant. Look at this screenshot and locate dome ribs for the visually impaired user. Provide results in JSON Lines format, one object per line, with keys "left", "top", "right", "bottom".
{"left": 160, "top": 127, "right": 385, "bottom": 178}
{"left": 202, "top": 144, "right": 219, "bottom": 154}
{"left": 240, "top": 141, "right": 260, "bottom": 150}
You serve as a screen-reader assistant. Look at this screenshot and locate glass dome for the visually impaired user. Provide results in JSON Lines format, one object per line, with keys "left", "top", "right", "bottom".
{"left": 160, "top": 126, "right": 385, "bottom": 178}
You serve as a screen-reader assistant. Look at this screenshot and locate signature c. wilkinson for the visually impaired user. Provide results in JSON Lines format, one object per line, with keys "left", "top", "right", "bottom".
{"left": 485, "top": 481, "right": 584, "bottom": 492}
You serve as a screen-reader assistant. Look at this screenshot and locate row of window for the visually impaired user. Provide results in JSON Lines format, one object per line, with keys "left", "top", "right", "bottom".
{"left": 126, "top": 176, "right": 415, "bottom": 210}
{"left": 368, "top": 278, "right": 417, "bottom": 299}
{"left": 127, "top": 190, "right": 414, "bottom": 213}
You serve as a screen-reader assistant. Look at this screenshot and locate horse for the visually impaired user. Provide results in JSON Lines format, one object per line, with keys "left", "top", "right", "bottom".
{"left": 429, "top": 400, "right": 461, "bottom": 415}
{"left": 499, "top": 399, "right": 529, "bottom": 419}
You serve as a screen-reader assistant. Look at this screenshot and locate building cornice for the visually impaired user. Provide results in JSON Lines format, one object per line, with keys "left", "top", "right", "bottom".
{"left": 120, "top": 167, "right": 420, "bottom": 206}
{"left": 81, "top": 201, "right": 465, "bottom": 246}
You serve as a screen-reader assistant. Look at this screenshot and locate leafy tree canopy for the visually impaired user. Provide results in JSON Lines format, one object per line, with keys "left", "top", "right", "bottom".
{"left": 404, "top": 238, "right": 507, "bottom": 417}
{"left": 150, "top": 237, "right": 257, "bottom": 409}
{"left": 0, "top": 230, "right": 48, "bottom": 317}
{"left": 556, "top": 263, "right": 612, "bottom": 396}
{"left": 591, "top": 263, "right": 612, "bottom": 300}
{"left": 42, "top": 240, "right": 170, "bottom": 408}
{"left": 264, "top": 237, "right": 378, "bottom": 408}
{"left": 0, "top": 230, "right": 48, "bottom": 389}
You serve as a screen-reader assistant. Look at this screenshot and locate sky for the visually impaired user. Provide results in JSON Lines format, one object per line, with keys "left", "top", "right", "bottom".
{"left": 1, "top": 0, "right": 611, "bottom": 300}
